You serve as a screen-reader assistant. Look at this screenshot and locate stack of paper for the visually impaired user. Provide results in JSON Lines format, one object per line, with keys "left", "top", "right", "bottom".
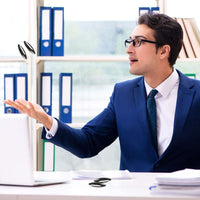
{"left": 70, "top": 170, "right": 132, "bottom": 180}
{"left": 156, "top": 168, "right": 200, "bottom": 186}
{"left": 150, "top": 169, "right": 200, "bottom": 195}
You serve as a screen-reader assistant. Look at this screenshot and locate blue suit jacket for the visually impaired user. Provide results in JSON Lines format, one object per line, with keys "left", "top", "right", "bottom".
{"left": 42, "top": 70, "right": 200, "bottom": 172}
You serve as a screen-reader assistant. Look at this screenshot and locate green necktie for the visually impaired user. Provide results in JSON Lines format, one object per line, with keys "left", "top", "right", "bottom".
{"left": 147, "top": 89, "right": 158, "bottom": 152}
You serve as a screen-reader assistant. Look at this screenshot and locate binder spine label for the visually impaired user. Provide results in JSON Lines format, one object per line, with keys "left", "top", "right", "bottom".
{"left": 40, "top": 73, "right": 53, "bottom": 116}
{"left": 52, "top": 7, "right": 64, "bottom": 56}
{"left": 59, "top": 73, "right": 72, "bottom": 123}
{"left": 40, "top": 7, "right": 52, "bottom": 56}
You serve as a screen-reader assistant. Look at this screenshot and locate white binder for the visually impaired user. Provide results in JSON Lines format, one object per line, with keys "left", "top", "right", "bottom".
{"left": 43, "top": 140, "right": 55, "bottom": 171}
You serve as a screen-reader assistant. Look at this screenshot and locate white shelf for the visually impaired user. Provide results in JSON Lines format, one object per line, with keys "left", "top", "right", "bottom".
{"left": 0, "top": 57, "right": 26, "bottom": 63}
{"left": 1, "top": 56, "right": 200, "bottom": 64}
{"left": 36, "top": 55, "right": 129, "bottom": 63}
{"left": 177, "top": 58, "right": 200, "bottom": 62}
{"left": 35, "top": 56, "right": 200, "bottom": 64}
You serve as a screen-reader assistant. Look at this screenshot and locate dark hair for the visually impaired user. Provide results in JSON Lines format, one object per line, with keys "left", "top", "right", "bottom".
{"left": 138, "top": 13, "right": 183, "bottom": 66}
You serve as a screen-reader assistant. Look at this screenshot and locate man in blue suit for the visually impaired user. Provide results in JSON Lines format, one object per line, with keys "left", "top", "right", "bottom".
{"left": 5, "top": 13, "right": 200, "bottom": 172}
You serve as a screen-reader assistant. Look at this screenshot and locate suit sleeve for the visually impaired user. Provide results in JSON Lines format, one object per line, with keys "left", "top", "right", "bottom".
{"left": 41, "top": 85, "right": 118, "bottom": 158}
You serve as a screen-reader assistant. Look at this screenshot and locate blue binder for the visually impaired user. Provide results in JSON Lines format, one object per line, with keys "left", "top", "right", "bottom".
{"left": 151, "top": 7, "right": 160, "bottom": 14}
{"left": 4, "top": 74, "right": 16, "bottom": 113}
{"left": 4, "top": 73, "right": 28, "bottom": 114}
{"left": 40, "top": 7, "right": 52, "bottom": 56}
{"left": 15, "top": 73, "right": 28, "bottom": 113}
{"left": 52, "top": 7, "right": 64, "bottom": 56}
{"left": 59, "top": 73, "right": 72, "bottom": 123}
{"left": 40, "top": 73, "right": 52, "bottom": 115}
{"left": 139, "top": 7, "right": 150, "bottom": 16}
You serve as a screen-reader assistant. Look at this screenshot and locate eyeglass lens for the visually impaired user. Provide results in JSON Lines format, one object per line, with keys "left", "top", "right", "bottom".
{"left": 125, "top": 39, "right": 141, "bottom": 47}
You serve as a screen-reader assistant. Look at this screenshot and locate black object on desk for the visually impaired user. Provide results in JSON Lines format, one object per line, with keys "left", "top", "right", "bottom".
{"left": 89, "top": 177, "right": 111, "bottom": 188}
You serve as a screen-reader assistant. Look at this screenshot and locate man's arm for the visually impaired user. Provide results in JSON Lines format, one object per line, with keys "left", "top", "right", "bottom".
{"left": 4, "top": 99, "right": 53, "bottom": 130}
{"left": 4, "top": 89, "right": 118, "bottom": 158}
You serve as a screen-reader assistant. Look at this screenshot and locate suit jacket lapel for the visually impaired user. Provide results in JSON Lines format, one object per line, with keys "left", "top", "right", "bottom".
{"left": 160, "top": 71, "right": 195, "bottom": 158}
{"left": 133, "top": 78, "right": 158, "bottom": 157}
{"left": 133, "top": 78, "right": 149, "bottom": 130}
{"left": 173, "top": 76, "right": 195, "bottom": 140}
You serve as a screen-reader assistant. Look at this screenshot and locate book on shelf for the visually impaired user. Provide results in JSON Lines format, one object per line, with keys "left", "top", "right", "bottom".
{"left": 176, "top": 18, "right": 200, "bottom": 59}
{"left": 184, "top": 18, "right": 200, "bottom": 58}
{"left": 176, "top": 18, "right": 195, "bottom": 58}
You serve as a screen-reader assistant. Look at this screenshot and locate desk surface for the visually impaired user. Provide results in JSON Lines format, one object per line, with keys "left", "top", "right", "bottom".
{"left": 0, "top": 173, "right": 199, "bottom": 200}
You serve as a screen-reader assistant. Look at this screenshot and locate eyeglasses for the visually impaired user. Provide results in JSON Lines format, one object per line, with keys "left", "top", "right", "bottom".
{"left": 124, "top": 38, "right": 158, "bottom": 47}
{"left": 18, "top": 41, "right": 35, "bottom": 59}
{"left": 89, "top": 177, "right": 111, "bottom": 187}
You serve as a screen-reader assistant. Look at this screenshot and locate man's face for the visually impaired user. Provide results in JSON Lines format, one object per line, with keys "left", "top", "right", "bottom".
{"left": 126, "top": 24, "right": 160, "bottom": 77}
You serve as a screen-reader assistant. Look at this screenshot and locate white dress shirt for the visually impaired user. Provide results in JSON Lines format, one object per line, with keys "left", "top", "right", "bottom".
{"left": 145, "top": 69, "right": 180, "bottom": 157}
{"left": 46, "top": 69, "right": 180, "bottom": 157}
{"left": 45, "top": 117, "right": 58, "bottom": 139}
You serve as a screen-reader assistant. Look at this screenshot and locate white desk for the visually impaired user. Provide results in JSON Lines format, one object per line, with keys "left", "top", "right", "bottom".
{"left": 0, "top": 173, "right": 199, "bottom": 200}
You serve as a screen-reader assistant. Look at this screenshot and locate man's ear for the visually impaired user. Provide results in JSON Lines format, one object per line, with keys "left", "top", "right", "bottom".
{"left": 160, "top": 45, "right": 170, "bottom": 59}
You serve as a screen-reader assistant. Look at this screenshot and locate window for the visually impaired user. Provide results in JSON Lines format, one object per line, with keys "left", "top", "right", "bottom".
{"left": 0, "top": 0, "right": 29, "bottom": 57}
{"left": 0, "top": 0, "right": 29, "bottom": 113}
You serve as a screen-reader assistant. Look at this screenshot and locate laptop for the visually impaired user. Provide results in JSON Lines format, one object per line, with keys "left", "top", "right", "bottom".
{"left": 0, "top": 114, "right": 71, "bottom": 186}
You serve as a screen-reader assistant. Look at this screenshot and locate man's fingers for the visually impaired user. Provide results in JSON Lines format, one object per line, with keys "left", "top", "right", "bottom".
{"left": 4, "top": 99, "right": 21, "bottom": 110}
{"left": 15, "top": 99, "right": 34, "bottom": 115}
{"left": 4, "top": 99, "right": 31, "bottom": 114}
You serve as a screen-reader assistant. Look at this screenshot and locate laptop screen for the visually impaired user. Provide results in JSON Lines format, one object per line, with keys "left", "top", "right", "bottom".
{"left": 0, "top": 114, "right": 34, "bottom": 185}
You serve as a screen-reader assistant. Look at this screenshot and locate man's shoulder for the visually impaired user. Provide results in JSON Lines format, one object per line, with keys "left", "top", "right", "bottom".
{"left": 115, "top": 76, "right": 143, "bottom": 89}
{"left": 178, "top": 70, "right": 200, "bottom": 87}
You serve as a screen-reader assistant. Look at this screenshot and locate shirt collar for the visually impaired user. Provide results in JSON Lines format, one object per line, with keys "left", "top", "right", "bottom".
{"left": 145, "top": 69, "right": 179, "bottom": 98}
